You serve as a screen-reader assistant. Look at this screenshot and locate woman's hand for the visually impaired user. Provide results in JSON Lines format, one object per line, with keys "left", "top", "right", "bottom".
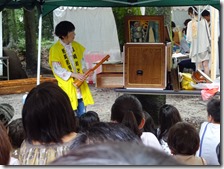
{"left": 71, "top": 73, "right": 85, "bottom": 81}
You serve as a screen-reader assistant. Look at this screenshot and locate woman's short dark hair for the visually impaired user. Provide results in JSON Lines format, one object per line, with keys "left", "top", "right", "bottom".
{"left": 171, "top": 21, "right": 176, "bottom": 28}
{"left": 110, "top": 94, "right": 143, "bottom": 137}
{"left": 55, "top": 21, "right": 75, "bottom": 39}
{"left": 167, "top": 122, "right": 199, "bottom": 155}
{"left": 207, "top": 98, "right": 220, "bottom": 123}
{"left": 202, "top": 10, "right": 210, "bottom": 17}
{"left": 22, "top": 82, "right": 77, "bottom": 144}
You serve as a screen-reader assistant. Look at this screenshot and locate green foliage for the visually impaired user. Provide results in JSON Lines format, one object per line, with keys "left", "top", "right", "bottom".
{"left": 41, "top": 39, "right": 54, "bottom": 49}
{"left": 2, "top": 8, "right": 54, "bottom": 56}
{"left": 42, "top": 12, "right": 54, "bottom": 41}
{"left": 145, "top": 7, "right": 171, "bottom": 28}
{"left": 112, "top": 7, "right": 142, "bottom": 51}
{"left": 17, "top": 38, "right": 26, "bottom": 52}
{"left": 14, "top": 9, "right": 25, "bottom": 41}
{"left": 112, "top": 7, "right": 171, "bottom": 52}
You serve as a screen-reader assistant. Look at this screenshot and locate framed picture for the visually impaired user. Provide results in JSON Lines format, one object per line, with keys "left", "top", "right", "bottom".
{"left": 125, "top": 15, "right": 164, "bottom": 43}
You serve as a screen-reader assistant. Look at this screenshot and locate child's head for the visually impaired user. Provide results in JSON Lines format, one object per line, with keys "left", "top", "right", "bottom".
{"left": 7, "top": 118, "right": 25, "bottom": 149}
{"left": 158, "top": 104, "right": 182, "bottom": 128}
{"left": 167, "top": 122, "right": 199, "bottom": 155}
{"left": 188, "top": 6, "right": 198, "bottom": 16}
{"left": 110, "top": 94, "right": 144, "bottom": 137}
{"left": 78, "top": 111, "right": 100, "bottom": 132}
{"left": 207, "top": 98, "right": 220, "bottom": 123}
{"left": 158, "top": 104, "right": 182, "bottom": 140}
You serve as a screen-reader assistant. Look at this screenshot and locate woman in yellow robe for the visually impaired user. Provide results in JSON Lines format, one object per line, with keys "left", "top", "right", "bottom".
{"left": 49, "top": 21, "right": 94, "bottom": 117}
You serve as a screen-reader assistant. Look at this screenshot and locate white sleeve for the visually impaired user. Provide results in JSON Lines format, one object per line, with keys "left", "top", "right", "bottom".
{"left": 141, "top": 132, "right": 164, "bottom": 152}
{"left": 81, "top": 57, "right": 87, "bottom": 70}
{"left": 52, "top": 62, "right": 72, "bottom": 81}
{"left": 186, "top": 21, "right": 192, "bottom": 43}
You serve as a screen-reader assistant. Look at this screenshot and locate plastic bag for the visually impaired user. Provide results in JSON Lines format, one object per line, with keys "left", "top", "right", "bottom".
{"left": 179, "top": 72, "right": 195, "bottom": 90}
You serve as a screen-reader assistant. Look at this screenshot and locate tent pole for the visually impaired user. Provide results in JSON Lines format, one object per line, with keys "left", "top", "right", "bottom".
{"left": 0, "top": 12, "right": 2, "bottom": 57}
{"left": 195, "top": 6, "right": 201, "bottom": 71}
{"left": 210, "top": 7, "right": 217, "bottom": 80}
{"left": 37, "top": 14, "right": 42, "bottom": 85}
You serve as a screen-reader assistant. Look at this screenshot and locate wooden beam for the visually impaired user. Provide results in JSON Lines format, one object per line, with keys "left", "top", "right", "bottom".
{"left": 0, "top": 77, "right": 57, "bottom": 95}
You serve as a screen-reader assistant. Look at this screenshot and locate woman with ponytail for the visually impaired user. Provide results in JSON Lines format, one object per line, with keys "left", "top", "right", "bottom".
{"left": 110, "top": 94, "right": 163, "bottom": 152}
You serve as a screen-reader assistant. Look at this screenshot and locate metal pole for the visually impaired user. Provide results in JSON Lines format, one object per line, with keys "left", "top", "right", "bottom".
{"left": 37, "top": 14, "right": 42, "bottom": 85}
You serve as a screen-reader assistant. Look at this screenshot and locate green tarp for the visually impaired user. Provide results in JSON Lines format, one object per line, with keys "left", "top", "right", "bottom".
{"left": 0, "top": 0, "right": 220, "bottom": 16}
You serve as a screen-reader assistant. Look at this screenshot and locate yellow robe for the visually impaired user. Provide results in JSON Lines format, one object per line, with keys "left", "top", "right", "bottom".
{"left": 49, "top": 40, "right": 94, "bottom": 110}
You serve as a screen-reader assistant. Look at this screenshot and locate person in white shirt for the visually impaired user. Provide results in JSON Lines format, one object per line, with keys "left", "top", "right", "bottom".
{"left": 196, "top": 98, "right": 220, "bottom": 165}
{"left": 186, "top": 6, "right": 211, "bottom": 76}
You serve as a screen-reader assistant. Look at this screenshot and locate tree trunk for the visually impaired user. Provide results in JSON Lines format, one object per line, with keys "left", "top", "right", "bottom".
{"left": 2, "top": 10, "right": 10, "bottom": 46}
{"left": 7, "top": 9, "right": 18, "bottom": 48}
{"left": 24, "top": 9, "right": 37, "bottom": 74}
{"left": 133, "top": 95, "right": 166, "bottom": 127}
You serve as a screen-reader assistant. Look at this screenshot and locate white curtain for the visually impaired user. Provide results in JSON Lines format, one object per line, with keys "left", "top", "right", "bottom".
{"left": 53, "top": 7, "right": 121, "bottom": 60}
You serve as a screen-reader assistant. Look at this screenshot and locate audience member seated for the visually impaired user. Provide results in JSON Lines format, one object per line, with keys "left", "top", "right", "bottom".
{"left": 0, "top": 104, "right": 20, "bottom": 165}
{"left": 18, "top": 82, "right": 86, "bottom": 165}
{"left": 77, "top": 111, "right": 100, "bottom": 132}
{"left": 0, "top": 121, "right": 13, "bottom": 165}
{"left": 196, "top": 98, "right": 220, "bottom": 165}
{"left": 142, "top": 111, "right": 157, "bottom": 136}
{"left": 7, "top": 118, "right": 25, "bottom": 159}
{"left": 168, "top": 122, "right": 207, "bottom": 165}
{"left": 110, "top": 94, "right": 163, "bottom": 152}
{"left": 0, "top": 103, "right": 14, "bottom": 126}
{"left": 180, "top": 19, "right": 191, "bottom": 54}
{"left": 51, "top": 142, "right": 181, "bottom": 165}
{"left": 76, "top": 122, "right": 141, "bottom": 146}
{"left": 171, "top": 21, "right": 181, "bottom": 52}
{"left": 157, "top": 104, "right": 182, "bottom": 155}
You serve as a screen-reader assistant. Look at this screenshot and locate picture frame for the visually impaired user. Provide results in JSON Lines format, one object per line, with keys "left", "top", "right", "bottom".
{"left": 164, "top": 25, "right": 171, "bottom": 42}
{"left": 125, "top": 15, "right": 164, "bottom": 43}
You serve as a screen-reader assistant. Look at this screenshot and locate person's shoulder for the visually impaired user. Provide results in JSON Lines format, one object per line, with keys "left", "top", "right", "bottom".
{"left": 50, "top": 40, "right": 62, "bottom": 50}
{"left": 200, "top": 121, "right": 209, "bottom": 129}
{"left": 141, "top": 132, "right": 160, "bottom": 143}
{"left": 141, "top": 131, "right": 156, "bottom": 137}
{"left": 72, "top": 41, "right": 84, "bottom": 46}
{"left": 9, "top": 157, "right": 19, "bottom": 165}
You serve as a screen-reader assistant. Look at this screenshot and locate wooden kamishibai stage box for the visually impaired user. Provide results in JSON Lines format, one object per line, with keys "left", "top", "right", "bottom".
{"left": 96, "top": 62, "right": 124, "bottom": 88}
{"left": 124, "top": 15, "right": 171, "bottom": 89}
{"left": 124, "top": 43, "right": 170, "bottom": 89}
{"left": 96, "top": 15, "right": 172, "bottom": 89}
